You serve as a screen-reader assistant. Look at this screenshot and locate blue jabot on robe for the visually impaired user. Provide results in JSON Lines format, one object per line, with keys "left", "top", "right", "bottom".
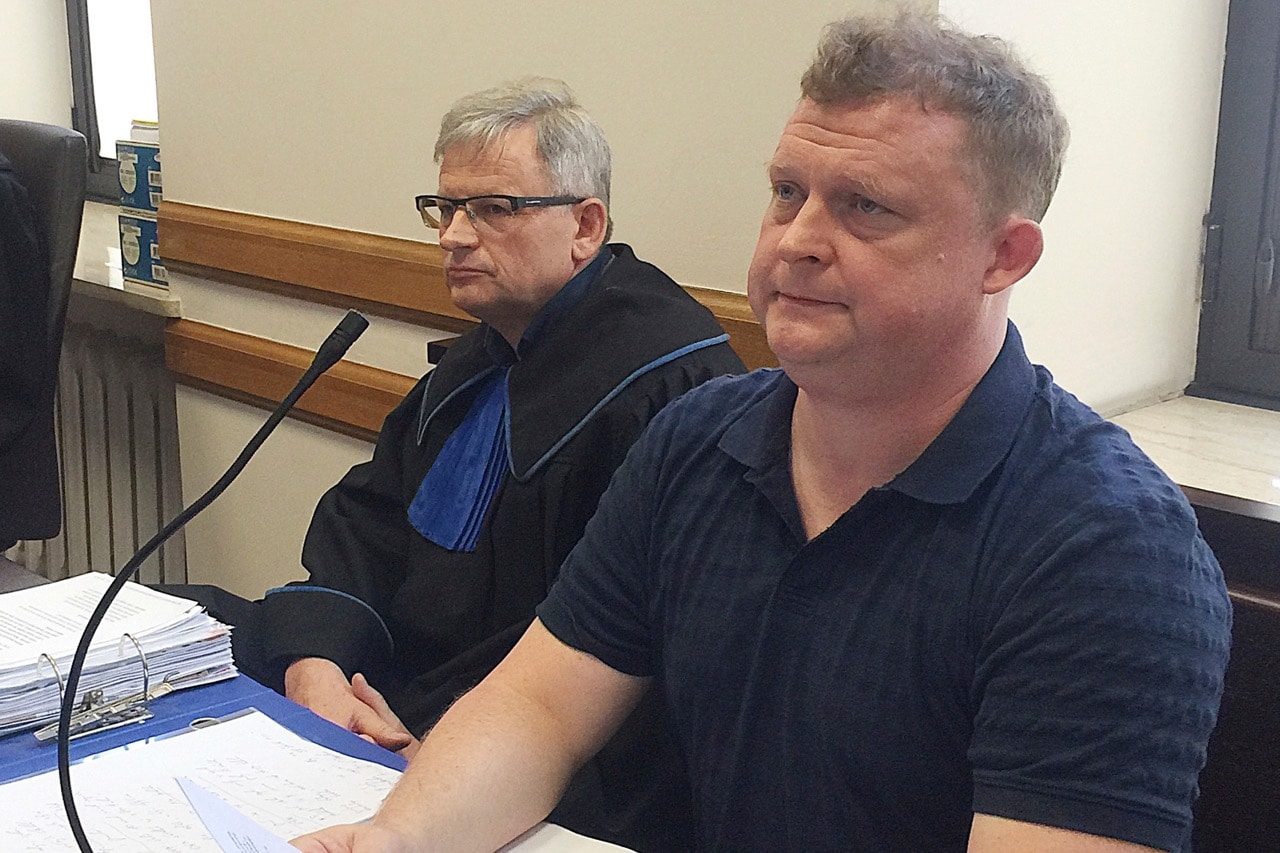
{"left": 406, "top": 251, "right": 610, "bottom": 552}
{"left": 407, "top": 367, "right": 508, "bottom": 552}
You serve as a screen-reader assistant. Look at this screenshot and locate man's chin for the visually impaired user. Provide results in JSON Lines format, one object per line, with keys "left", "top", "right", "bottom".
{"left": 768, "top": 339, "right": 838, "bottom": 372}
{"left": 764, "top": 317, "right": 846, "bottom": 366}
{"left": 446, "top": 283, "right": 488, "bottom": 312}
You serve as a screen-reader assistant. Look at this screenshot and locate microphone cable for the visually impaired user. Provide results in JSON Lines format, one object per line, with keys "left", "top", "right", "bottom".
{"left": 55, "top": 309, "right": 370, "bottom": 852}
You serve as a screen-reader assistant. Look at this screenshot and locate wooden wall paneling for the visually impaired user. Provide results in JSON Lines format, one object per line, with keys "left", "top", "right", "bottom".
{"left": 164, "top": 319, "right": 417, "bottom": 441}
{"left": 158, "top": 202, "right": 775, "bottom": 371}
{"left": 684, "top": 284, "right": 775, "bottom": 373}
{"left": 159, "top": 202, "right": 459, "bottom": 320}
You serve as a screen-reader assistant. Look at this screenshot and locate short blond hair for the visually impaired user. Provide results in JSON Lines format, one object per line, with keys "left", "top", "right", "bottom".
{"left": 802, "top": 12, "right": 1069, "bottom": 222}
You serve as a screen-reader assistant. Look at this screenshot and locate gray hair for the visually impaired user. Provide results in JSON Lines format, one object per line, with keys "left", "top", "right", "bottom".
{"left": 434, "top": 77, "right": 613, "bottom": 240}
{"left": 801, "top": 11, "right": 1069, "bottom": 223}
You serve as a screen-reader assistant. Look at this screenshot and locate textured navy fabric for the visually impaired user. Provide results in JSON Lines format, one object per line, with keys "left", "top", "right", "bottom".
{"left": 538, "top": 323, "right": 1231, "bottom": 852}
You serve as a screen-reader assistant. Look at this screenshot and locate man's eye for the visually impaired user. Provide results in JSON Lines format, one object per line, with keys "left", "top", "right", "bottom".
{"left": 477, "top": 201, "right": 512, "bottom": 218}
{"left": 772, "top": 182, "right": 801, "bottom": 203}
{"left": 438, "top": 203, "right": 458, "bottom": 219}
{"left": 853, "top": 196, "right": 886, "bottom": 215}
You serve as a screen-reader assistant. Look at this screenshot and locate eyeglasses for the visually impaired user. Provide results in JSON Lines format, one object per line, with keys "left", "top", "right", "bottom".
{"left": 414, "top": 193, "right": 586, "bottom": 232}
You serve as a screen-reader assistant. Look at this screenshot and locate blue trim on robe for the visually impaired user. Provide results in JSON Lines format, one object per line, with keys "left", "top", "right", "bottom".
{"left": 415, "top": 366, "right": 501, "bottom": 447}
{"left": 413, "top": 252, "right": 609, "bottom": 447}
{"left": 263, "top": 585, "right": 395, "bottom": 648}
{"left": 507, "top": 333, "right": 731, "bottom": 482}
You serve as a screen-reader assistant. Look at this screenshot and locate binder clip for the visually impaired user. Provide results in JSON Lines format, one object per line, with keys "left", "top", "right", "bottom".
{"left": 34, "top": 633, "right": 175, "bottom": 743}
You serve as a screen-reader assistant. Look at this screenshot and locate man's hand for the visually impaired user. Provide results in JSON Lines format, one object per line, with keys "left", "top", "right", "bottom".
{"left": 291, "top": 821, "right": 415, "bottom": 853}
{"left": 351, "top": 673, "right": 421, "bottom": 759}
{"left": 300, "top": 620, "right": 647, "bottom": 851}
{"left": 284, "top": 658, "right": 414, "bottom": 752}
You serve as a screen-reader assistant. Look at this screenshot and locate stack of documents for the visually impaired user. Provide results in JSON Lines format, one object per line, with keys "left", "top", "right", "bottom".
{"left": 0, "top": 572, "right": 235, "bottom": 737}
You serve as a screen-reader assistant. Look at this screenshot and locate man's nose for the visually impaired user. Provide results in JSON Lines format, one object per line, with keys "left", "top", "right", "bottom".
{"left": 438, "top": 208, "right": 480, "bottom": 249}
{"left": 776, "top": 199, "right": 833, "bottom": 265}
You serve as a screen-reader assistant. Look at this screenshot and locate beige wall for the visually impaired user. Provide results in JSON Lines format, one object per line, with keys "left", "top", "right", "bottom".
{"left": 0, "top": 0, "right": 72, "bottom": 125}
{"left": 941, "top": 0, "right": 1228, "bottom": 414}
{"left": 151, "top": 0, "right": 1229, "bottom": 411}
{"left": 143, "top": 0, "right": 1229, "bottom": 595}
{"left": 174, "top": 387, "right": 374, "bottom": 594}
{"left": 152, "top": 0, "right": 899, "bottom": 294}
{"left": 165, "top": 270, "right": 455, "bottom": 593}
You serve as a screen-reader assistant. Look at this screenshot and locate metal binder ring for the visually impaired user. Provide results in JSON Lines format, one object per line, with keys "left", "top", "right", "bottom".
{"left": 36, "top": 652, "right": 66, "bottom": 702}
{"left": 119, "top": 632, "right": 150, "bottom": 698}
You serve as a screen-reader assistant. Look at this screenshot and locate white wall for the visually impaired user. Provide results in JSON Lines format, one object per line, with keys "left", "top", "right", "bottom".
{"left": 140, "top": 0, "right": 1230, "bottom": 594}
{"left": 151, "top": 0, "right": 1230, "bottom": 415}
{"left": 166, "top": 273, "right": 456, "bottom": 593}
{"left": 940, "top": 0, "right": 1229, "bottom": 413}
{"left": 0, "top": 0, "right": 73, "bottom": 125}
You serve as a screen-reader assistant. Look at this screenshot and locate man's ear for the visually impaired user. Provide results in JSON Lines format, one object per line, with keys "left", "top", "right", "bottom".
{"left": 982, "top": 217, "right": 1043, "bottom": 296}
{"left": 571, "top": 198, "right": 610, "bottom": 263}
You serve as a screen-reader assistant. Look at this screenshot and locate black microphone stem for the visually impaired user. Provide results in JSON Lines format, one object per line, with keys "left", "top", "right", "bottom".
{"left": 56, "top": 310, "right": 369, "bottom": 852}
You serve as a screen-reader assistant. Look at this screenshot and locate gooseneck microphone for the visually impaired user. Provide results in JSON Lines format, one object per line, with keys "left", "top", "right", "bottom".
{"left": 56, "top": 309, "right": 370, "bottom": 853}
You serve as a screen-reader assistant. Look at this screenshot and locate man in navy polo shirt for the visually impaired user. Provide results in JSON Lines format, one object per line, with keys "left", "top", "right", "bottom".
{"left": 297, "top": 13, "right": 1230, "bottom": 853}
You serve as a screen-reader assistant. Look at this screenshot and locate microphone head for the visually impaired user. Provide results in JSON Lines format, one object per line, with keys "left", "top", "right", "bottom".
{"left": 313, "top": 310, "right": 370, "bottom": 372}
{"left": 336, "top": 309, "right": 370, "bottom": 342}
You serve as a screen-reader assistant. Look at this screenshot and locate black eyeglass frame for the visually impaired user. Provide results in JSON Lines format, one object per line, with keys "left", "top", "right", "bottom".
{"left": 414, "top": 193, "right": 587, "bottom": 228}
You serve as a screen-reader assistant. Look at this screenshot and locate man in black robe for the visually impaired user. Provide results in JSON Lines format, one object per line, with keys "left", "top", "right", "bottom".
{"left": 241, "top": 79, "right": 743, "bottom": 850}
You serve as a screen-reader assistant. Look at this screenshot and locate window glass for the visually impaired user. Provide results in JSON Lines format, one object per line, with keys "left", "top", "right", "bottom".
{"left": 85, "top": 0, "right": 157, "bottom": 159}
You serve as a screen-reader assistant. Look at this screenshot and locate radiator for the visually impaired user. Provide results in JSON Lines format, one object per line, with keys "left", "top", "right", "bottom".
{"left": 8, "top": 322, "right": 187, "bottom": 584}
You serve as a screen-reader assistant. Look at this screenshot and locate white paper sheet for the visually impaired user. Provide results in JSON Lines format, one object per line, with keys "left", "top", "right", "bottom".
{"left": 0, "top": 572, "right": 191, "bottom": 664}
{"left": 0, "top": 710, "right": 400, "bottom": 852}
{"left": 177, "top": 776, "right": 299, "bottom": 853}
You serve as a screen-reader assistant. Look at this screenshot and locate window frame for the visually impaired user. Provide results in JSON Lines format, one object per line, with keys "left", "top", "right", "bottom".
{"left": 1188, "top": 0, "right": 1280, "bottom": 409}
{"left": 65, "top": 0, "right": 122, "bottom": 203}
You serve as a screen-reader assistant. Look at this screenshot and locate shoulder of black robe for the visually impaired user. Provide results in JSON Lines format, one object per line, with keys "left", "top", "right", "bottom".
{"left": 417, "top": 243, "right": 742, "bottom": 481}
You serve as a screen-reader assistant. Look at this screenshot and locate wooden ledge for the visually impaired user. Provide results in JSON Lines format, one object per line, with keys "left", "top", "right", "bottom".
{"left": 158, "top": 201, "right": 775, "bottom": 369}
{"left": 164, "top": 319, "right": 417, "bottom": 441}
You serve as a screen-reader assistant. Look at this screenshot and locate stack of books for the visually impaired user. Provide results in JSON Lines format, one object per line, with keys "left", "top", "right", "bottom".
{"left": 0, "top": 572, "right": 236, "bottom": 738}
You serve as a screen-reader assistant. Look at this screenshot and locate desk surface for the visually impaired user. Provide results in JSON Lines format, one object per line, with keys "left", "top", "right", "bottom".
{"left": 0, "top": 675, "right": 626, "bottom": 850}
{"left": 0, "top": 556, "right": 48, "bottom": 593}
{"left": 1111, "top": 395, "right": 1280, "bottom": 522}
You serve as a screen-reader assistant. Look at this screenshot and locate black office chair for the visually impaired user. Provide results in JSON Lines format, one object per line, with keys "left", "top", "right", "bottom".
{"left": 0, "top": 119, "right": 87, "bottom": 549}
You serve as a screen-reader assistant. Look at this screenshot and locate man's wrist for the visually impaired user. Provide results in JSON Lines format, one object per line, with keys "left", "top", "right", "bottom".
{"left": 284, "top": 656, "right": 345, "bottom": 695}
